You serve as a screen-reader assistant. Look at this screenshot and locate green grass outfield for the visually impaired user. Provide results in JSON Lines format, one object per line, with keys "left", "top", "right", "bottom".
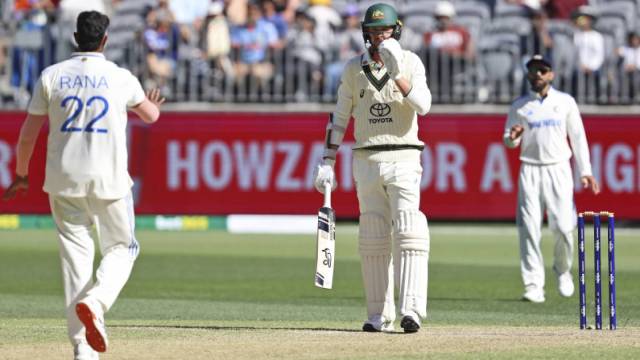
{"left": 1, "top": 224, "right": 639, "bottom": 359}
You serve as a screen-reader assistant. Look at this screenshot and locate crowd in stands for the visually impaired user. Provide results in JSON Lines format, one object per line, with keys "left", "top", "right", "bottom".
{"left": 1, "top": 0, "right": 640, "bottom": 107}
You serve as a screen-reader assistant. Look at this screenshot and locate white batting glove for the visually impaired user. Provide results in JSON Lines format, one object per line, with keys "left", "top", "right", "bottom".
{"left": 313, "top": 160, "right": 337, "bottom": 193}
{"left": 379, "top": 38, "right": 403, "bottom": 79}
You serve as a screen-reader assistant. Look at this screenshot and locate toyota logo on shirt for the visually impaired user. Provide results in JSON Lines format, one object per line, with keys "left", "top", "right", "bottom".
{"left": 370, "top": 103, "right": 391, "bottom": 117}
{"left": 368, "top": 103, "right": 393, "bottom": 124}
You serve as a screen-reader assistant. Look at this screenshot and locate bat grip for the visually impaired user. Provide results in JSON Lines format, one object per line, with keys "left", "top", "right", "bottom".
{"left": 323, "top": 181, "right": 332, "bottom": 207}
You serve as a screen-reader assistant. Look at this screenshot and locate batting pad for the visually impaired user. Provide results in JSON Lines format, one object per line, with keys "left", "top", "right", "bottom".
{"left": 393, "top": 210, "right": 430, "bottom": 319}
{"left": 359, "top": 213, "right": 395, "bottom": 321}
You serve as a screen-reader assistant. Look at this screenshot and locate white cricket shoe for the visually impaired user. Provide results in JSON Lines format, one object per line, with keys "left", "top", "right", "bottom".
{"left": 75, "top": 298, "right": 108, "bottom": 353}
{"left": 362, "top": 314, "right": 394, "bottom": 333}
{"left": 558, "top": 272, "right": 575, "bottom": 297}
{"left": 74, "top": 342, "right": 99, "bottom": 360}
{"left": 400, "top": 312, "right": 421, "bottom": 333}
{"left": 522, "top": 288, "right": 545, "bottom": 303}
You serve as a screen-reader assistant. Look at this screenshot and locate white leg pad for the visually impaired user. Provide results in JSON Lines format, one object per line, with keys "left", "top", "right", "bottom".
{"left": 393, "top": 210, "right": 430, "bottom": 319}
{"left": 359, "top": 213, "right": 395, "bottom": 322}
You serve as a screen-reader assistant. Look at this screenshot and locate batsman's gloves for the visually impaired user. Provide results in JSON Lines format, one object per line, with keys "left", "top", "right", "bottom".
{"left": 313, "top": 160, "right": 337, "bottom": 193}
{"left": 379, "top": 38, "right": 403, "bottom": 80}
{"left": 2, "top": 175, "right": 29, "bottom": 201}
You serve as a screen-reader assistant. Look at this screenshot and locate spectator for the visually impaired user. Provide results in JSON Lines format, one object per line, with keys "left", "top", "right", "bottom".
{"left": 306, "top": 0, "right": 340, "bottom": 52}
{"left": 226, "top": 0, "right": 248, "bottom": 26}
{"left": 12, "top": 0, "right": 58, "bottom": 21}
{"left": 572, "top": 7, "right": 603, "bottom": 74}
{"left": 230, "top": 1, "right": 279, "bottom": 85}
{"left": 287, "top": 9, "right": 323, "bottom": 100}
{"left": 527, "top": 9, "right": 553, "bottom": 58}
{"left": 201, "top": 1, "right": 232, "bottom": 75}
{"left": 276, "top": 0, "right": 299, "bottom": 24}
{"left": 143, "top": 8, "right": 179, "bottom": 93}
{"left": 168, "top": 0, "right": 208, "bottom": 26}
{"left": 544, "top": 0, "right": 587, "bottom": 20}
{"left": 619, "top": 32, "right": 640, "bottom": 73}
{"left": 618, "top": 31, "right": 640, "bottom": 99}
{"left": 10, "top": 7, "right": 50, "bottom": 105}
{"left": 261, "top": 0, "right": 288, "bottom": 46}
{"left": 423, "top": 1, "right": 473, "bottom": 59}
{"left": 322, "top": 4, "right": 365, "bottom": 99}
{"left": 423, "top": 1, "right": 474, "bottom": 101}
{"left": 505, "top": 0, "right": 543, "bottom": 12}
{"left": 571, "top": 6, "right": 603, "bottom": 101}
{"left": 168, "top": 0, "right": 209, "bottom": 59}
{"left": 0, "top": 23, "right": 9, "bottom": 95}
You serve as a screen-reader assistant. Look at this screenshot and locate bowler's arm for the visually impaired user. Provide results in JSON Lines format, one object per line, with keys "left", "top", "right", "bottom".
{"left": 15, "top": 114, "right": 47, "bottom": 177}
{"left": 2, "top": 113, "right": 47, "bottom": 200}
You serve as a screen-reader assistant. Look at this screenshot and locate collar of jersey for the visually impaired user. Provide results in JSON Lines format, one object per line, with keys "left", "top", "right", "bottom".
{"left": 71, "top": 52, "right": 105, "bottom": 59}
{"left": 361, "top": 51, "right": 382, "bottom": 71}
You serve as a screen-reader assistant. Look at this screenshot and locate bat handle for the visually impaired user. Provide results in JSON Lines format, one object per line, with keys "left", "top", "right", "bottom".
{"left": 323, "top": 181, "right": 332, "bottom": 207}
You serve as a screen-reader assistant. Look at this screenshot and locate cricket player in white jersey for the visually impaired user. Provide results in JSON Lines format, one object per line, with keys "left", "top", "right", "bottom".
{"left": 504, "top": 55, "right": 600, "bottom": 304}
{"left": 313, "top": 3, "right": 431, "bottom": 333}
{"left": 3, "top": 11, "right": 164, "bottom": 359}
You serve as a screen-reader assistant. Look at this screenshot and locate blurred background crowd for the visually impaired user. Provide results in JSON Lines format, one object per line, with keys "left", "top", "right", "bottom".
{"left": 1, "top": 0, "right": 640, "bottom": 107}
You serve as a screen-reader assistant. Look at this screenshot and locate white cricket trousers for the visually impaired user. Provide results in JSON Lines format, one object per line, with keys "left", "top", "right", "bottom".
{"left": 517, "top": 161, "right": 576, "bottom": 293}
{"left": 49, "top": 193, "right": 139, "bottom": 345}
{"left": 354, "top": 155, "right": 430, "bottom": 322}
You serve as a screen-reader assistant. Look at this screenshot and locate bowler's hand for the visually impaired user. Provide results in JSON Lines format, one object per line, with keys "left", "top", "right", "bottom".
{"left": 509, "top": 124, "right": 524, "bottom": 140}
{"left": 581, "top": 175, "right": 600, "bottom": 195}
{"left": 146, "top": 89, "right": 166, "bottom": 107}
{"left": 2, "top": 175, "right": 29, "bottom": 201}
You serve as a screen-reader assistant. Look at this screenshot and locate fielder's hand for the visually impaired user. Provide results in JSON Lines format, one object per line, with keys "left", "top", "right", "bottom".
{"left": 2, "top": 175, "right": 29, "bottom": 201}
{"left": 379, "top": 38, "right": 403, "bottom": 80}
{"left": 581, "top": 175, "right": 600, "bottom": 195}
{"left": 313, "top": 161, "right": 337, "bottom": 193}
{"left": 509, "top": 124, "right": 524, "bottom": 140}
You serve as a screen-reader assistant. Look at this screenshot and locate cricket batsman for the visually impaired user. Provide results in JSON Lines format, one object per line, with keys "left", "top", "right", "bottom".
{"left": 313, "top": 3, "right": 432, "bottom": 333}
{"left": 3, "top": 11, "right": 164, "bottom": 359}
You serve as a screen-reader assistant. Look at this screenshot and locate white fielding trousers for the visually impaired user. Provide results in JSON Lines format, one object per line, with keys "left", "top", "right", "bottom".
{"left": 517, "top": 161, "right": 576, "bottom": 293}
{"left": 49, "top": 193, "right": 139, "bottom": 345}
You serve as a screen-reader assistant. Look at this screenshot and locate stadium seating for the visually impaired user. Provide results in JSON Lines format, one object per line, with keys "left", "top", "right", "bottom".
{"left": 2, "top": 0, "right": 640, "bottom": 106}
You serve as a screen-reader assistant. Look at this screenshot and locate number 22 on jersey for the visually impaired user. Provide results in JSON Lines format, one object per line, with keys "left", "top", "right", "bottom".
{"left": 60, "top": 95, "right": 109, "bottom": 133}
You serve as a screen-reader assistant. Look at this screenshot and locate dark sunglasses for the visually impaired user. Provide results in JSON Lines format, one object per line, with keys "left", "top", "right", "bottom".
{"left": 528, "top": 67, "right": 551, "bottom": 75}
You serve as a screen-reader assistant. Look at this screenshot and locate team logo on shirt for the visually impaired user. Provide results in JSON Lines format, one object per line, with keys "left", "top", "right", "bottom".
{"left": 369, "top": 103, "right": 392, "bottom": 124}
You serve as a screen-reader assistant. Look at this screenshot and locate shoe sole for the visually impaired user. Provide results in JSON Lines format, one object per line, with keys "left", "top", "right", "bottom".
{"left": 362, "top": 323, "right": 380, "bottom": 332}
{"left": 75, "top": 303, "right": 107, "bottom": 353}
{"left": 400, "top": 316, "right": 420, "bottom": 333}
{"left": 521, "top": 295, "right": 545, "bottom": 303}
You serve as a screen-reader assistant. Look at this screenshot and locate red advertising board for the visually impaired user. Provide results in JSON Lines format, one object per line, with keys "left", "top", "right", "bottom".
{"left": 0, "top": 111, "right": 637, "bottom": 220}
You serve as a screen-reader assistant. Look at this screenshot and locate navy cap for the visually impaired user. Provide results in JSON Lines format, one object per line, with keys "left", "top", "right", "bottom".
{"left": 526, "top": 54, "right": 552, "bottom": 69}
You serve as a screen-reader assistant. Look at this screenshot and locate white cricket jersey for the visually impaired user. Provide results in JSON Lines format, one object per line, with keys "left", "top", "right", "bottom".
{"left": 28, "top": 52, "right": 146, "bottom": 199}
{"left": 324, "top": 49, "right": 431, "bottom": 162}
{"left": 503, "top": 87, "right": 593, "bottom": 177}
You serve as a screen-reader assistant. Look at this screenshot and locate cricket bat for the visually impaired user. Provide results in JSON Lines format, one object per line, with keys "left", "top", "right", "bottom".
{"left": 315, "top": 182, "right": 336, "bottom": 289}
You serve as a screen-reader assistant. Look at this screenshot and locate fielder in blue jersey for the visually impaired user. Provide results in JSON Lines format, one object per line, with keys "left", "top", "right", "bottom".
{"left": 503, "top": 55, "right": 600, "bottom": 304}
{"left": 3, "top": 11, "right": 164, "bottom": 359}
